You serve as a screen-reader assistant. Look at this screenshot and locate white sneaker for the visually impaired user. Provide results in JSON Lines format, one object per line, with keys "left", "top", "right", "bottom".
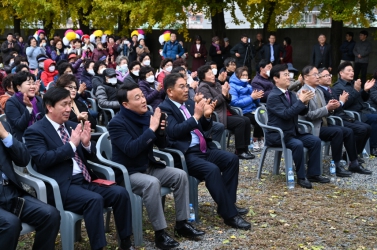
{"left": 253, "top": 140, "right": 260, "bottom": 152}
{"left": 258, "top": 139, "right": 265, "bottom": 149}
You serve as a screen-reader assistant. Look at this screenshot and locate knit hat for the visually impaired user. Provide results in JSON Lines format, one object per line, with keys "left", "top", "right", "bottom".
{"left": 81, "top": 34, "right": 90, "bottom": 42}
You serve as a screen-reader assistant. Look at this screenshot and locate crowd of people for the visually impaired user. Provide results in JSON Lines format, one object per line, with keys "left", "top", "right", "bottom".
{"left": 0, "top": 28, "right": 376, "bottom": 250}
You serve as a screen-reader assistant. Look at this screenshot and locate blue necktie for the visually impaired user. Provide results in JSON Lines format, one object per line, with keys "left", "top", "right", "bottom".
{"left": 270, "top": 44, "right": 275, "bottom": 62}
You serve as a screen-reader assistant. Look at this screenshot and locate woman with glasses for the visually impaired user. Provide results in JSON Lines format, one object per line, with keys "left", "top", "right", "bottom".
{"left": 5, "top": 71, "right": 44, "bottom": 140}
{"left": 55, "top": 74, "right": 97, "bottom": 129}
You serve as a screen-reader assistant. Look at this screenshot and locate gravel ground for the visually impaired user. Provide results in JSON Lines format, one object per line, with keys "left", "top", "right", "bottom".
{"left": 17, "top": 135, "right": 377, "bottom": 249}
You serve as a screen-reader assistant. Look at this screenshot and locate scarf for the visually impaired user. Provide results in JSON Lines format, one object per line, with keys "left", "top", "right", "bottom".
{"left": 15, "top": 92, "right": 40, "bottom": 126}
{"left": 212, "top": 43, "right": 220, "bottom": 51}
{"left": 120, "top": 105, "right": 150, "bottom": 132}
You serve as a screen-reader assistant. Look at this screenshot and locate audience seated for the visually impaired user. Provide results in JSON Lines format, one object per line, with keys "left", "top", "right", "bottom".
{"left": 250, "top": 59, "right": 273, "bottom": 102}
{"left": 0, "top": 74, "right": 14, "bottom": 113}
{"left": 95, "top": 68, "right": 121, "bottom": 112}
{"left": 123, "top": 61, "right": 141, "bottom": 85}
{"left": 138, "top": 66, "right": 166, "bottom": 110}
{"left": 157, "top": 58, "right": 173, "bottom": 84}
{"left": 80, "top": 60, "right": 95, "bottom": 91}
{"left": 91, "top": 60, "right": 107, "bottom": 95}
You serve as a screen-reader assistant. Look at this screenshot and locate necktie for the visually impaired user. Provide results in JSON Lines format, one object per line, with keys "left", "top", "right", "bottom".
{"left": 328, "top": 88, "right": 332, "bottom": 94}
{"left": 58, "top": 125, "right": 91, "bottom": 182}
{"left": 270, "top": 44, "right": 275, "bottom": 62}
{"left": 180, "top": 105, "right": 207, "bottom": 153}
{"left": 285, "top": 91, "right": 291, "bottom": 104}
{"left": 314, "top": 93, "right": 328, "bottom": 127}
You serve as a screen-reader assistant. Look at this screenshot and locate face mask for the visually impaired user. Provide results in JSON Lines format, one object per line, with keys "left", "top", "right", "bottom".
{"left": 39, "top": 62, "right": 44, "bottom": 68}
{"left": 212, "top": 68, "right": 218, "bottom": 76}
{"left": 49, "top": 66, "right": 55, "bottom": 72}
{"left": 99, "top": 68, "right": 106, "bottom": 74}
{"left": 143, "top": 60, "right": 151, "bottom": 66}
{"left": 146, "top": 75, "right": 155, "bottom": 83}
{"left": 166, "top": 66, "right": 172, "bottom": 72}
{"left": 41, "top": 43, "right": 46, "bottom": 47}
{"left": 240, "top": 79, "right": 248, "bottom": 82}
{"left": 132, "top": 70, "right": 139, "bottom": 76}
{"left": 88, "top": 69, "right": 95, "bottom": 76}
{"left": 289, "top": 72, "right": 294, "bottom": 79}
{"left": 117, "top": 64, "right": 128, "bottom": 73}
{"left": 266, "top": 70, "right": 270, "bottom": 77}
{"left": 108, "top": 77, "right": 117, "bottom": 85}
{"left": 9, "top": 60, "right": 14, "bottom": 66}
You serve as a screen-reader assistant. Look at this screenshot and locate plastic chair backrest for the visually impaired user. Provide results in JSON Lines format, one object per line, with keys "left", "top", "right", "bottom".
{"left": 256, "top": 107, "right": 268, "bottom": 126}
{"left": 98, "top": 132, "right": 113, "bottom": 160}
{"left": 0, "top": 114, "right": 6, "bottom": 123}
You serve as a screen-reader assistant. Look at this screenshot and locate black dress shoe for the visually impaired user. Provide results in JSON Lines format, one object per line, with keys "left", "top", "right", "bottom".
{"left": 297, "top": 178, "right": 312, "bottom": 189}
{"left": 358, "top": 157, "right": 365, "bottom": 164}
{"left": 348, "top": 164, "right": 372, "bottom": 175}
{"left": 235, "top": 205, "right": 249, "bottom": 215}
{"left": 237, "top": 152, "right": 255, "bottom": 160}
{"left": 174, "top": 222, "right": 205, "bottom": 238}
{"left": 120, "top": 238, "right": 132, "bottom": 250}
{"left": 224, "top": 215, "right": 251, "bottom": 230}
{"left": 307, "top": 175, "right": 330, "bottom": 183}
{"left": 155, "top": 231, "right": 180, "bottom": 249}
{"left": 336, "top": 166, "right": 352, "bottom": 177}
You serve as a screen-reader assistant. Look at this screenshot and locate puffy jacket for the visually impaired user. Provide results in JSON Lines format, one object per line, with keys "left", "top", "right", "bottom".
{"left": 92, "top": 75, "right": 105, "bottom": 95}
{"left": 95, "top": 82, "right": 120, "bottom": 110}
{"left": 41, "top": 59, "right": 58, "bottom": 86}
{"left": 138, "top": 80, "right": 166, "bottom": 110}
{"left": 26, "top": 46, "right": 46, "bottom": 69}
{"left": 229, "top": 73, "right": 260, "bottom": 114}
{"left": 250, "top": 73, "right": 274, "bottom": 103}
{"left": 162, "top": 41, "right": 184, "bottom": 61}
{"left": 81, "top": 70, "right": 94, "bottom": 90}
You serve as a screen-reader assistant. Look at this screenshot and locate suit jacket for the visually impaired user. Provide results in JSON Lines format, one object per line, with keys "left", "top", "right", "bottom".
{"left": 24, "top": 117, "right": 97, "bottom": 205}
{"left": 0, "top": 121, "right": 30, "bottom": 193}
{"left": 108, "top": 107, "right": 167, "bottom": 175}
{"left": 5, "top": 95, "right": 44, "bottom": 141}
{"left": 259, "top": 43, "right": 285, "bottom": 65}
{"left": 158, "top": 98, "right": 213, "bottom": 154}
{"left": 311, "top": 43, "right": 332, "bottom": 68}
{"left": 266, "top": 87, "right": 309, "bottom": 146}
{"left": 298, "top": 84, "right": 329, "bottom": 136}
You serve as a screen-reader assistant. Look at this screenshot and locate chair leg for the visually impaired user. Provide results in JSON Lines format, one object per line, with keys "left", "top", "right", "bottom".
{"left": 257, "top": 147, "right": 268, "bottom": 179}
{"left": 365, "top": 139, "right": 371, "bottom": 155}
{"left": 284, "top": 149, "right": 293, "bottom": 184}
{"left": 227, "top": 132, "right": 232, "bottom": 147}
{"left": 105, "top": 211, "right": 111, "bottom": 233}
{"left": 132, "top": 195, "right": 143, "bottom": 247}
{"left": 60, "top": 215, "right": 75, "bottom": 250}
{"left": 272, "top": 151, "right": 282, "bottom": 175}
{"left": 161, "top": 196, "right": 166, "bottom": 212}
{"left": 189, "top": 177, "right": 200, "bottom": 223}
{"left": 74, "top": 220, "right": 82, "bottom": 242}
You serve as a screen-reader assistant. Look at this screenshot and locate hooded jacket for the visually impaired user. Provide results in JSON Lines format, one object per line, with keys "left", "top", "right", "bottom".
{"left": 41, "top": 59, "right": 58, "bottom": 86}
{"left": 229, "top": 73, "right": 260, "bottom": 114}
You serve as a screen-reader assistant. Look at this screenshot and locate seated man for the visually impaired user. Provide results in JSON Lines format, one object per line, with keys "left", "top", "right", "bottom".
{"left": 159, "top": 73, "right": 251, "bottom": 230}
{"left": 250, "top": 59, "right": 273, "bottom": 103}
{"left": 332, "top": 61, "right": 377, "bottom": 155}
{"left": 266, "top": 64, "right": 329, "bottom": 189}
{"left": 0, "top": 120, "right": 60, "bottom": 250}
{"left": 24, "top": 87, "right": 132, "bottom": 250}
{"left": 109, "top": 83, "right": 205, "bottom": 250}
{"left": 317, "top": 67, "right": 371, "bottom": 165}
{"left": 298, "top": 66, "right": 371, "bottom": 176}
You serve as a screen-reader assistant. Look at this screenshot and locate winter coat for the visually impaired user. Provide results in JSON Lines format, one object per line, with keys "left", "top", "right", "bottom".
{"left": 138, "top": 80, "right": 166, "bottom": 110}
{"left": 92, "top": 75, "right": 105, "bottom": 95}
{"left": 81, "top": 70, "right": 94, "bottom": 90}
{"left": 26, "top": 46, "right": 46, "bottom": 69}
{"left": 91, "top": 48, "right": 108, "bottom": 62}
{"left": 250, "top": 73, "right": 274, "bottom": 103}
{"left": 41, "top": 59, "right": 58, "bottom": 86}
{"left": 229, "top": 73, "right": 260, "bottom": 114}
{"left": 190, "top": 44, "right": 207, "bottom": 72}
{"left": 95, "top": 82, "right": 120, "bottom": 110}
{"left": 162, "top": 41, "right": 184, "bottom": 60}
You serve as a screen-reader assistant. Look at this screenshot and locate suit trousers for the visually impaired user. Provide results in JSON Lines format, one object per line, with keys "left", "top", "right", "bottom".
{"left": 184, "top": 145, "right": 239, "bottom": 219}
{"left": 285, "top": 134, "right": 321, "bottom": 179}
{"left": 354, "top": 63, "right": 368, "bottom": 88}
{"left": 63, "top": 174, "right": 132, "bottom": 250}
{"left": 226, "top": 115, "right": 251, "bottom": 150}
{"left": 319, "top": 125, "right": 357, "bottom": 162}
{"left": 244, "top": 112, "right": 264, "bottom": 138}
{"left": 343, "top": 120, "right": 371, "bottom": 154}
{"left": 204, "top": 121, "right": 225, "bottom": 144}
{"left": 365, "top": 114, "right": 377, "bottom": 148}
{"left": 0, "top": 186, "right": 60, "bottom": 250}
{"left": 129, "top": 167, "right": 189, "bottom": 231}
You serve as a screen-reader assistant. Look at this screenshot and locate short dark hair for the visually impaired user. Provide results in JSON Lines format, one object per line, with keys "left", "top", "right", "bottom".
{"left": 346, "top": 32, "right": 354, "bottom": 38}
{"left": 160, "top": 58, "right": 173, "bottom": 69}
{"left": 258, "top": 59, "right": 271, "bottom": 71}
{"left": 194, "top": 35, "right": 202, "bottom": 42}
{"left": 15, "top": 64, "right": 29, "bottom": 73}
{"left": 173, "top": 58, "right": 187, "bottom": 68}
{"left": 235, "top": 66, "right": 248, "bottom": 79}
{"left": 360, "top": 30, "right": 368, "bottom": 37}
{"left": 224, "top": 57, "right": 236, "bottom": 68}
{"left": 139, "top": 66, "right": 154, "bottom": 81}
{"left": 94, "top": 60, "right": 107, "bottom": 75}
{"left": 129, "top": 61, "right": 141, "bottom": 71}
{"left": 163, "top": 73, "right": 184, "bottom": 92}
{"left": 116, "top": 82, "right": 139, "bottom": 104}
{"left": 170, "top": 31, "right": 177, "bottom": 37}
{"left": 241, "top": 34, "right": 248, "bottom": 39}
{"left": 171, "top": 66, "right": 186, "bottom": 74}
{"left": 2, "top": 74, "right": 14, "bottom": 91}
{"left": 338, "top": 61, "right": 353, "bottom": 72}
{"left": 205, "top": 61, "right": 217, "bottom": 66}
{"left": 138, "top": 53, "right": 150, "bottom": 62}
{"left": 284, "top": 37, "right": 291, "bottom": 45}
{"left": 57, "top": 62, "right": 73, "bottom": 76}
{"left": 269, "top": 34, "right": 276, "bottom": 39}
{"left": 12, "top": 71, "right": 35, "bottom": 93}
{"left": 84, "top": 60, "right": 95, "bottom": 70}
{"left": 197, "top": 65, "right": 212, "bottom": 81}
{"left": 302, "top": 65, "right": 316, "bottom": 76}
{"left": 13, "top": 56, "right": 28, "bottom": 67}
{"left": 270, "top": 64, "right": 288, "bottom": 85}
{"left": 55, "top": 74, "right": 78, "bottom": 88}
{"left": 28, "top": 37, "right": 36, "bottom": 45}
{"left": 43, "top": 87, "right": 71, "bottom": 114}
{"left": 317, "top": 67, "right": 329, "bottom": 75}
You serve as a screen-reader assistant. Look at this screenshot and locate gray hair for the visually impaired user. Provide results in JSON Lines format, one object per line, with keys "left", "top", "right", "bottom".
{"left": 116, "top": 55, "right": 128, "bottom": 65}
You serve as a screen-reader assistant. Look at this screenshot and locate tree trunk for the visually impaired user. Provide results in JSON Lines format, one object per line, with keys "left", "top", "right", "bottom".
{"left": 262, "top": 2, "right": 276, "bottom": 38}
{"left": 210, "top": 0, "right": 226, "bottom": 40}
{"left": 118, "top": 12, "right": 131, "bottom": 36}
{"left": 330, "top": 19, "right": 343, "bottom": 75}
{"left": 78, "top": 8, "right": 91, "bottom": 34}
{"left": 13, "top": 16, "right": 21, "bottom": 35}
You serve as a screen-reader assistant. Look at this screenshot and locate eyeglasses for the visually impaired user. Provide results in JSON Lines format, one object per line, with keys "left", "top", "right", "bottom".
{"left": 306, "top": 73, "right": 320, "bottom": 77}
{"left": 66, "top": 85, "right": 77, "bottom": 91}
{"left": 321, "top": 74, "right": 332, "bottom": 78}
{"left": 177, "top": 84, "right": 190, "bottom": 90}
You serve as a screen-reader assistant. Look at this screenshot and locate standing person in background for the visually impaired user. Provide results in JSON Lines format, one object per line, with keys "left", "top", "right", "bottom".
{"left": 259, "top": 34, "right": 285, "bottom": 66}
{"left": 222, "top": 38, "right": 232, "bottom": 61}
{"left": 136, "top": 38, "right": 150, "bottom": 57}
{"left": 253, "top": 33, "right": 265, "bottom": 73}
{"left": 162, "top": 32, "right": 184, "bottom": 61}
{"left": 353, "top": 30, "right": 372, "bottom": 88}
{"left": 311, "top": 34, "right": 332, "bottom": 72}
{"left": 209, "top": 36, "right": 223, "bottom": 72}
{"left": 1, "top": 33, "right": 20, "bottom": 59}
{"left": 26, "top": 37, "right": 46, "bottom": 70}
{"left": 230, "top": 34, "right": 255, "bottom": 69}
{"left": 17, "top": 36, "right": 27, "bottom": 57}
{"left": 190, "top": 35, "right": 207, "bottom": 72}
{"left": 281, "top": 37, "right": 293, "bottom": 64}
{"left": 128, "top": 35, "right": 139, "bottom": 63}
{"left": 340, "top": 32, "right": 355, "bottom": 66}
{"left": 51, "top": 39, "right": 67, "bottom": 63}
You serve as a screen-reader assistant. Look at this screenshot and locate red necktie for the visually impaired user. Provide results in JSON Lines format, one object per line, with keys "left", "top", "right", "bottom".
{"left": 180, "top": 105, "right": 207, "bottom": 153}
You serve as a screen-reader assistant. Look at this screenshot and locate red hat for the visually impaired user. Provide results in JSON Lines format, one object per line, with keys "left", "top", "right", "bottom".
{"left": 81, "top": 34, "right": 90, "bottom": 42}
{"left": 68, "top": 53, "right": 77, "bottom": 60}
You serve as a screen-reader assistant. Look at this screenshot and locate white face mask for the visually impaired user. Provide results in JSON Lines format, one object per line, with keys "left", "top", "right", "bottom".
{"left": 240, "top": 78, "right": 248, "bottom": 82}
{"left": 143, "top": 60, "right": 151, "bottom": 66}
{"left": 99, "top": 68, "right": 106, "bottom": 74}
{"left": 108, "top": 77, "right": 117, "bottom": 85}
{"left": 88, "top": 69, "right": 95, "bottom": 76}
{"left": 212, "top": 68, "right": 218, "bottom": 76}
{"left": 118, "top": 64, "right": 128, "bottom": 72}
{"left": 166, "top": 66, "right": 172, "bottom": 72}
{"left": 132, "top": 70, "right": 139, "bottom": 76}
{"left": 39, "top": 62, "right": 44, "bottom": 68}
{"left": 266, "top": 70, "right": 270, "bottom": 77}
{"left": 49, "top": 66, "right": 55, "bottom": 72}
{"left": 146, "top": 75, "right": 155, "bottom": 83}
{"left": 289, "top": 72, "right": 294, "bottom": 79}
{"left": 41, "top": 43, "right": 46, "bottom": 47}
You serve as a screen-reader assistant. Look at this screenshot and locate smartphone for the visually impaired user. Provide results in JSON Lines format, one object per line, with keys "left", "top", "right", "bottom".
{"left": 157, "top": 113, "right": 167, "bottom": 136}
{"left": 12, "top": 197, "right": 25, "bottom": 218}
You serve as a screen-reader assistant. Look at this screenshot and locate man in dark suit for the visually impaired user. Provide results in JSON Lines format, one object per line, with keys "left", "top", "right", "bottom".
{"left": 24, "top": 87, "right": 133, "bottom": 250}
{"left": 0, "top": 120, "right": 60, "bottom": 250}
{"left": 332, "top": 61, "right": 377, "bottom": 156}
{"left": 311, "top": 34, "right": 332, "bottom": 72}
{"left": 159, "top": 73, "right": 251, "bottom": 230}
{"left": 317, "top": 67, "right": 372, "bottom": 166}
{"left": 266, "top": 64, "right": 329, "bottom": 189}
{"left": 259, "top": 34, "right": 285, "bottom": 66}
{"left": 109, "top": 83, "right": 204, "bottom": 249}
